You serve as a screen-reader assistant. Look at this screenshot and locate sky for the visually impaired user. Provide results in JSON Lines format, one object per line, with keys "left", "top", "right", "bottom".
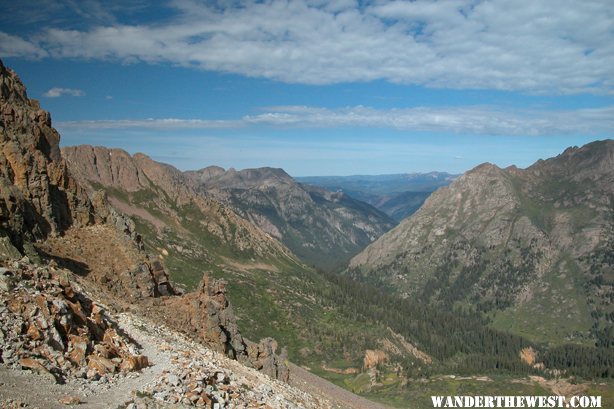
{"left": 0, "top": 0, "right": 612, "bottom": 176}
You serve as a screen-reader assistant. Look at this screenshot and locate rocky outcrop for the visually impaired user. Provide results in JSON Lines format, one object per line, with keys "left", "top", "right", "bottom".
{"left": 0, "top": 59, "right": 94, "bottom": 252}
{"left": 161, "top": 273, "right": 289, "bottom": 381}
{"left": 363, "top": 349, "right": 388, "bottom": 370}
{"left": 0, "top": 258, "right": 148, "bottom": 383}
{"left": 187, "top": 274, "right": 247, "bottom": 360}
{"left": 247, "top": 338, "right": 290, "bottom": 382}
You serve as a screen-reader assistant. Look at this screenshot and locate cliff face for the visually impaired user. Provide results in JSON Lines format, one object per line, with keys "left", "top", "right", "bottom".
{"left": 349, "top": 140, "right": 614, "bottom": 345}
{"left": 0, "top": 60, "right": 94, "bottom": 251}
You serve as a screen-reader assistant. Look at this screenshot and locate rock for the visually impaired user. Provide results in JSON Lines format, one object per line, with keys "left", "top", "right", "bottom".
{"left": 167, "top": 373, "right": 180, "bottom": 386}
{"left": 88, "top": 355, "right": 117, "bottom": 375}
{"left": 162, "top": 273, "right": 248, "bottom": 360}
{"left": 0, "top": 269, "right": 14, "bottom": 292}
{"left": 1, "top": 260, "right": 147, "bottom": 384}
{"left": 119, "top": 355, "right": 148, "bottom": 372}
{"left": 247, "top": 338, "right": 290, "bottom": 382}
{"left": 68, "top": 334, "right": 88, "bottom": 366}
{"left": 19, "top": 357, "right": 57, "bottom": 383}
{"left": 0, "top": 234, "right": 21, "bottom": 260}
{"left": 58, "top": 395, "right": 81, "bottom": 405}
{"left": 363, "top": 349, "right": 388, "bottom": 369}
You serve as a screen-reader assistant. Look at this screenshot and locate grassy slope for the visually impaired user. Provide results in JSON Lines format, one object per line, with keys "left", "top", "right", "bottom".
{"left": 108, "top": 187, "right": 405, "bottom": 372}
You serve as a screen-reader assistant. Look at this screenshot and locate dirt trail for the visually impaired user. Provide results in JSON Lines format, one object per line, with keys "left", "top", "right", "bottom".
{"left": 0, "top": 314, "right": 172, "bottom": 409}
{"left": 78, "top": 315, "right": 172, "bottom": 408}
{"left": 1, "top": 311, "right": 390, "bottom": 409}
{"left": 288, "top": 363, "right": 393, "bottom": 409}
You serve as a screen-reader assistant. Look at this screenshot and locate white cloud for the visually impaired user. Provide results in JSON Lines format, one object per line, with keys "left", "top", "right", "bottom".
{"left": 42, "top": 87, "right": 85, "bottom": 97}
{"left": 2, "top": 0, "right": 613, "bottom": 94}
{"left": 55, "top": 105, "right": 614, "bottom": 136}
{"left": 57, "top": 117, "right": 239, "bottom": 129}
{"left": 0, "top": 32, "right": 48, "bottom": 58}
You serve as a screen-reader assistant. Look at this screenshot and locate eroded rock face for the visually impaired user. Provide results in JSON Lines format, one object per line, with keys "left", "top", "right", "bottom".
{"left": 0, "top": 259, "right": 147, "bottom": 383}
{"left": 163, "top": 274, "right": 247, "bottom": 360}
{"left": 0, "top": 59, "right": 94, "bottom": 251}
{"left": 162, "top": 273, "right": 289, "bottom": 381}
{"left": 247, "top": 338, "right": 290, "bottom": 383}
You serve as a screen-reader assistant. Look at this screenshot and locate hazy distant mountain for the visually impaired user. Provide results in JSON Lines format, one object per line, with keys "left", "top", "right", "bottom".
{"left": 296, "top": 172, "right": 457, "bottom": 221}
{"left": 186, "top": 166, "right": 396, "bottom": 270}
{"left": 349, "top": 140, "right": 614, "bottom": 346}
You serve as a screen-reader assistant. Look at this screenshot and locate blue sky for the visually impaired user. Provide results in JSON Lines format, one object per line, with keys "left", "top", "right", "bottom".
{"left": 1, "top": 0, "right": 612, "bottom": 176}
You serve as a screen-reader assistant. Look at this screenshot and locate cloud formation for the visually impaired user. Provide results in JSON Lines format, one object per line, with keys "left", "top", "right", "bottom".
{"left": 42, "top": 87, "right": 86, "bottom": 97}
{"left": 56, "top": 104, "right": 614, "bottom": 136}
{"left": 2, "top": 0, "right": 613, "bottom": 94}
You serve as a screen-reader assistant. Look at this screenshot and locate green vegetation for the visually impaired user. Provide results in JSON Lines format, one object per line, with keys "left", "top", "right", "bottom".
{"left": 491, "top": 255, "right": 593, "bottom": 346}
{"left": 96, "top": 172, "right": 613, "bottom": 406}
{"left": 364, "top": 375, "right": 554, "bottom": 409}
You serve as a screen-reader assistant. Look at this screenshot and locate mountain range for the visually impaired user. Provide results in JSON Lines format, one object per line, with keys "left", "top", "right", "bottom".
{"left": 297, "top": 172, "right": 457, "bottom": 221}
{"left": 186, "top": 166, "right": 396, "bottom": 269}
{"left": 0, "top": 58, "right": 612, "bottom": 408}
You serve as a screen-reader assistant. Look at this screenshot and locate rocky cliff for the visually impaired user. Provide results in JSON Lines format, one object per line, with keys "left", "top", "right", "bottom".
{"left": 0, "top": 60, "right": 94, "bottom": 254}
{"left": 186, "top": 166, "right": 396, "bottom": 270}
{"left": 0, "top": 59, "right": 290, "bottom": 386}
{"left": 349, "top": 140, "right": 614, "bottom": 345}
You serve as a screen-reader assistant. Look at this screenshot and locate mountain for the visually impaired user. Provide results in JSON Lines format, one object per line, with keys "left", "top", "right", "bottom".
{"left": 0, "top": 58, "right": 340, "bottom": 407}
{"left": 60, "top": 145, "right": 428, "bottom": 390}
{"left": 348, "top": 140, "right": 614, "bottom": 346}
{"left": 3, "top": 60, "right": 612, "bottom": 408}
{"left": 62, "top": 145, "right": 299, "bottom": 286}
{"left": 296, "top": 172, "right": 457, "bottom": 221}
{"left": 186, "top": 166, "right": 396, "bottom": 270}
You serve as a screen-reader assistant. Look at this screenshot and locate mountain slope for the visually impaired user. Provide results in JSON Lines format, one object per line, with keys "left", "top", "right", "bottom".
{"left": 186, "top": 166, "right": 396, "bottom": 270}
{"left": 62, "top": 146, "right": 300, "bottom": 287}
{"left": 60, "top": 145, "right": 424, "bottom": 383}
{"left": 348, "top": 140, "right": 614, "bottom": 346}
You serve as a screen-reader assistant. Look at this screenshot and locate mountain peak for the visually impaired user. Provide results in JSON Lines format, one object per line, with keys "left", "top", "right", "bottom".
{"left": 527, "top": 139, "right": 614, "bottom": 181}
{"left": 468, "top": 162, "right": 503, "bottom": 175}
{"left": 188, "top": 166, "right": 294, "bottom": 190}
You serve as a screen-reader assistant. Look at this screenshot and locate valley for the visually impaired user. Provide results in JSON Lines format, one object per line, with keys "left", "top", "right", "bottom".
{"left": 296, "top": 173, "right": 457, "bottom": 222}
{"left": 0, "top": 58, "right": 612, "bottom": 409}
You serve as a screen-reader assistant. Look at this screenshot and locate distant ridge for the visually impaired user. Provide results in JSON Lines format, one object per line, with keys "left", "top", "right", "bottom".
{"left": 186, "top": 166, "right": 397, "bottom": 270}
